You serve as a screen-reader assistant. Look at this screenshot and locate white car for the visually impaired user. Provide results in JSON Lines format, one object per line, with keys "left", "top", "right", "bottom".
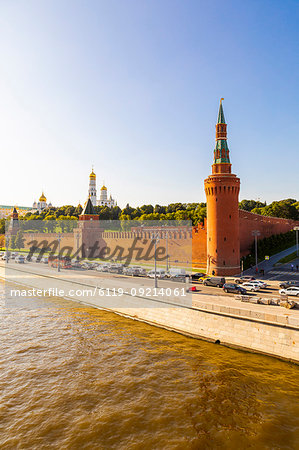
{"left": 250, "top": 280, "right": 268, "bottom": 289}
{"left": 147, "top": 269, "right": 166, "bottom": 279}
{"left": 241, "top": 282, "right": 261, "bottom": 292}
{"left": 15, "top": 255, "right": 25, "bottom": 264}
{"left": 279, "top": 287, "right": 299, "bottom": 297}
{"left": 96, "top": 264, "right": 110, "bottom": 272}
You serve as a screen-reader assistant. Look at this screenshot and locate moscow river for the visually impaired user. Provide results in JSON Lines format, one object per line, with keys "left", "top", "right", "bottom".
{"left": 1, "top": 280, "right": 299, "bottom": 449}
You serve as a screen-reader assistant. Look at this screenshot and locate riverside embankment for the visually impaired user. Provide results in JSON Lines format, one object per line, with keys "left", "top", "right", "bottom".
{"left": 1, "top": 262, "right": 299, "bottom": 363}
{"left": 1, "top": 277, "right": 299, "bottom": 448}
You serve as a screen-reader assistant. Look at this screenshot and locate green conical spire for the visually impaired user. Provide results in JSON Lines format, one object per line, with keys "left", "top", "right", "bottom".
{"left": 82, "top": 197, "right": 95, "bottom": 215}
{"left": 213, "top": 98, "right": 230, "bottom": 164}
{"left": 217, "top": 98, "right": 226, "bottom": 124}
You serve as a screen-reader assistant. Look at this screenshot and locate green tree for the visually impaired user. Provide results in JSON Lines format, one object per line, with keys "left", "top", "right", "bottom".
{"left": 15, "top": 231, "right": 25, "bottom": 250}
{"left": 10, "top": 235, "right": 17, "bottom": 250}
{"left": 0, "top": 218, "right": 5, "bottom": 234}
{"left": 239, "top": 199, "right": 266, "bottom": 211}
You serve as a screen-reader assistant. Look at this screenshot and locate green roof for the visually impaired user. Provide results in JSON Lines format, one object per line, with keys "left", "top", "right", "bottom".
{"left": 217, "top": 102, "right": 226, "bottom": 124}
{"left": 82, "top": 198, "right": 95, "bottom": 215}
{"left": 214, "top": 139, "right": 230, "bottom": 164}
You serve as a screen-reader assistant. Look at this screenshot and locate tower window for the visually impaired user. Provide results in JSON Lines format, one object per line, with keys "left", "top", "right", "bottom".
{"left": 224, "top": 237, "right": 226, "bottom": 241}
{"left": 229, "top": 214, "right": 231, "bottom": 219}
{"left": 223, "top": 261, "right": 225, "bottom": 265}
{"left": 216, "top": 249, "right": 217, "bottom": 253}
{"left": 209, "top": 237, "right": 211, "bottom": 241}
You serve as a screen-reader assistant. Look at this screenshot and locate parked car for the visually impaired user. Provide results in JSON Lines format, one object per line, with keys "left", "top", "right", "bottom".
{"left": 241, "top": 282, "right": 261, "bottom": 292}
{"left": 190, "top": 272, "right": 206, "bottom": 282}
{"left": 203, "top": 277, "right": 225, "bottom": 288}
{"left": 41, "top": 257, "right": 48, "bottom": 264}
{"left": 251, "top": 280, "right": 268, "bottom": 289}
{"left": 279, "top": 281, "right": 299, "bottom": 289}
{"left": 108, "top": 264, "right": 124, "bottom": 274}
{"left": 30, "top": 256, "right": 39, "bottom": 262}
{"left": 96, "top": 264, "right": 111, "bottom": 272}
{"left": 279, "top": 287, "right": 299, "bottom": 297}
{"left": 235, "top": 276, "right": 256, "bottom": 284}
{"left": 125, "top": 266, "right": 145, "bottom": 276}
{"left": 15, "top": 255, "right": 25, "bottom": 264}
{"left": 167, "top": 268, "right": 186, "bottom": 278}
{"left": 223, "top": 283, "right": 247, "bottom": 294}
{"left": 169, "top": 274, "right": 186, "bottom": 283}
{"left": 147, "top": 269, "right": 166, "bottom": 279}
{"left": 134, "top": 267, "right": 147, "bottom": 277}
{"left": 81, "top": 262, "right": 95, "bottom": 270}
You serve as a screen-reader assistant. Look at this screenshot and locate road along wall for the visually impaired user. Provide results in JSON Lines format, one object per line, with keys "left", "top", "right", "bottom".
{"left": 2, "top": 264, "right": 298, "bottom": 364}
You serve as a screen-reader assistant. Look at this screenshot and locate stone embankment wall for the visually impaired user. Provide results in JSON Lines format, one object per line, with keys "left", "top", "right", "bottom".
{"left": 2, "top": 264, "right": 298, "bottom": 363}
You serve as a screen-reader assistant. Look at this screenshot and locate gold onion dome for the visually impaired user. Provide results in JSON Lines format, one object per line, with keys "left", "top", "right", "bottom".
{"left": 101, "top": 185, "right": 107, "bottom": 190}
{"left": 39, "top": 192, "right": 47, "bottom": 202}
{"left": 89, "top": 169, "right": 96, "bottom": 179}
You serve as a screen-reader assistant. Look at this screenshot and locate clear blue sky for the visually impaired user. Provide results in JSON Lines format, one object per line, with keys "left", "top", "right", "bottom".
{"left": 0, "top": 0, "right": 298, "bottom": 208}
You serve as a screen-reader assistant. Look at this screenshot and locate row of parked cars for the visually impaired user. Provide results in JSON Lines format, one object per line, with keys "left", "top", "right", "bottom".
{"left": 189, "top": 274, "right": 269, "bottom": 295}
{"left": 95, "top": 264, "right": 188, "bottom": 280}
{"left": 0, "top": 252, "right": 27, "bottom": 263}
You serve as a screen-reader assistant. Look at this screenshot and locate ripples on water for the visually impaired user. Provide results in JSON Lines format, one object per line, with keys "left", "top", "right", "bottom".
{"left": 0, "top": 280, "right": 299, "bottom": 449}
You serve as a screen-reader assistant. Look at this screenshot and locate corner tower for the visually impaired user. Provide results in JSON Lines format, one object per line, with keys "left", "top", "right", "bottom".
{"left": 204, "top": 99, "right": 240, "bottom": 276}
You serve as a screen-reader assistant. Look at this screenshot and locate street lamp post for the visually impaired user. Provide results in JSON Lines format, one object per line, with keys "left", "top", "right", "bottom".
{"left": 57, "top": 233, "right": 62, "bottom": 272}
{"left": 166, "top": 231, "right": 169, "bottom": 272}
{"left": 252, "top": 230, "right": 261, "bottom": 272}
{"left": 150, "top": 231, "right": 160, "bottom": 289}
{"left": 161, "top": 226, "right": 170, "bottom": 272}
{"left": 294, "top": 227, "right": 299, "bottom": 257}
{"left": 5, "top": 232, "right": 10, "bottom": 264}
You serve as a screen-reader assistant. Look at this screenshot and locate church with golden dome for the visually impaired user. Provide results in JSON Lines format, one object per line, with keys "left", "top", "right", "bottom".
{"left": 32, "top": 192, "right": 52, "bottom": 212}
{"left": 88, "top": 168, "right": 116, "bottom": 208}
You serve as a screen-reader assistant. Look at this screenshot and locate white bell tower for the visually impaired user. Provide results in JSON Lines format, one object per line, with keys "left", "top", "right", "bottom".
{"left": 88, "top": 167, "right": 97, "bottom": 207}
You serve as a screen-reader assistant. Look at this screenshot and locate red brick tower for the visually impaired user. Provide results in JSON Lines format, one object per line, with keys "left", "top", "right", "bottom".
{"left": 74, "top": 197, "right": 102, "bottom": 258}
{"left": 204, "top": 99, "right": 240, "bottom": 276}
{"left": 9, "top": 207, "right": 19, "bottom": 235}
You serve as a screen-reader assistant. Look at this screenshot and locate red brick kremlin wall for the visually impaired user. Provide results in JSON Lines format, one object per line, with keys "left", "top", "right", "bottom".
{"left": 239, "top": 210, "right": 299, "bottom": 257}
{"left": 191, "top": 211, "right": 299, "bottom": 267}
{"left": 14, "top": 211, "right": 299, "bottom": 269}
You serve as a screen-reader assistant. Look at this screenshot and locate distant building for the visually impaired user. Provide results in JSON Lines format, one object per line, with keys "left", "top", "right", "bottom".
{"left": 88, "top": 169, "right": 97, "bottom": 207}
{"left": 0, "top": 205, "right": 31, "bottom": 219}
{"left": 97, "top": 184, "right": 115, "bottom": 208}
{"left": 87, "top": 168, "right": 116, "bottom": 208}
{"left": 32, "top": 192, "right": 52, "bottom": 213}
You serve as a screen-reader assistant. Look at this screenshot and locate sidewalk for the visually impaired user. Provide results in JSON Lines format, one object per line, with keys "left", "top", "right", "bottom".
{"left": 244, "top": 245, "right": 298, "bottom": 278}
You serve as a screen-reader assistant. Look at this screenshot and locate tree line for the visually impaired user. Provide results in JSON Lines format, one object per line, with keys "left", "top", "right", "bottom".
{"left": 0, "top": 198, "right": 298, "bottom": 235}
